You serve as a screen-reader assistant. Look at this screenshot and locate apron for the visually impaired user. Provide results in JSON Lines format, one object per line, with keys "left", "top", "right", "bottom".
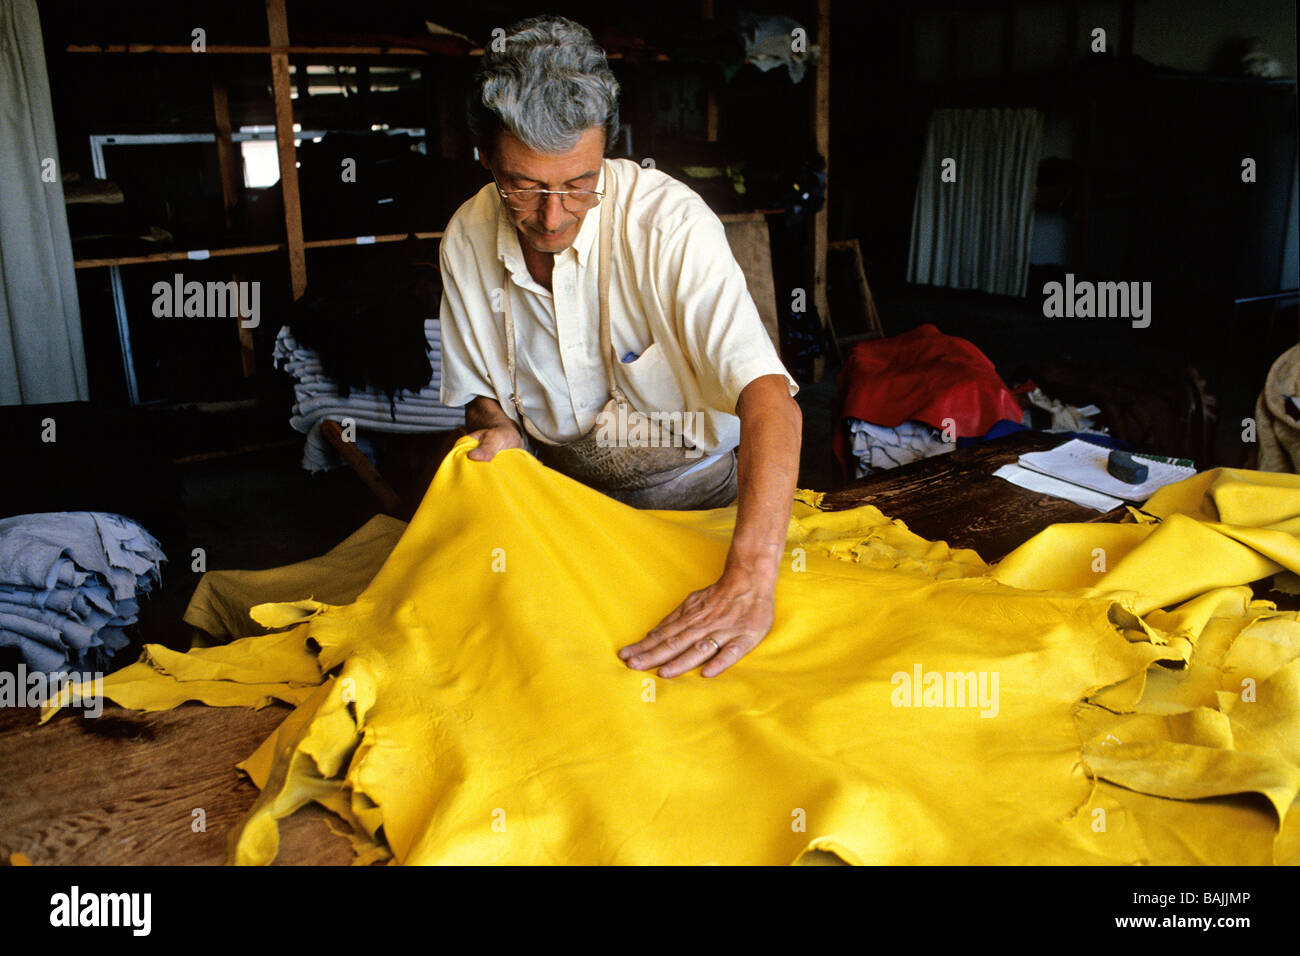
{"left": 501, "top": 176, "right": 738, "bottom": 511}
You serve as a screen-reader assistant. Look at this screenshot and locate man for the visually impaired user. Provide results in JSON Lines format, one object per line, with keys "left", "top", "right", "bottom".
{"left": 438, "top": 15, "right": 801, "bottom": 678}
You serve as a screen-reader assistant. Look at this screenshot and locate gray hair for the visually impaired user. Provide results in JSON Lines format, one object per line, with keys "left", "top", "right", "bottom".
{"left": 467, "top": 15, "right": 620, "bottom": 158}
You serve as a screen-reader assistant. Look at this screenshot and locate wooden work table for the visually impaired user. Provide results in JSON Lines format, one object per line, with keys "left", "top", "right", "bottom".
{"left": 821, "top": 430, "right": 1128, "bottom": 561}
{"left": 0, "top": 431, "right": 1180, "bottom": 866}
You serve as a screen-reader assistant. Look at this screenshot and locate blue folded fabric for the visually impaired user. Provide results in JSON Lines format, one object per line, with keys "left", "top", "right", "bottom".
{"left": 0, "top": 512, "right": 165, "bottom": 674}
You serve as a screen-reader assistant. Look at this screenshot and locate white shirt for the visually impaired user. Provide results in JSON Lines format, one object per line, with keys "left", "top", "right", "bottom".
{"left": 437, "top": 157, "right": 797, "bottom": 455}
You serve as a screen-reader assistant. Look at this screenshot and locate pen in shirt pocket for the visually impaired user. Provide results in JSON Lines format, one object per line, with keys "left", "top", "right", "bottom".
{"left": 621, "top": 351, "right": 640, "bottom": 363}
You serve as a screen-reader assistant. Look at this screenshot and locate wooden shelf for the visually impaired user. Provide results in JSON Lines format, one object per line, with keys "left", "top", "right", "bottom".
{"left": 71, "top": 0, "right": 818, "bottom": 405}
{"left": 64, "top": 43, "right": 670, "bottom": 61}
{"left": 68, "top": 43, "right": 424, "bottom": 55}
{"left": 303, "top": 230, "right": 443, "bottom": 249}
{"left": 75, "top": 243, "right": 283, "bottom": 270}
{"left": 71, "top": 216, "right": 787, "bottom": 268}
{"left": 74, "top": 231, "right": 446, "bottom": 269}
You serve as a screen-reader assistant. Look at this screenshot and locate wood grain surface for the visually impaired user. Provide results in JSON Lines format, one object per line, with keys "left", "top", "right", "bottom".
{"left": 0, "top": 704, "right": 353, "bottom": 866}
{"left": 822, "top": 431, "right": 1129, "bottom": 561}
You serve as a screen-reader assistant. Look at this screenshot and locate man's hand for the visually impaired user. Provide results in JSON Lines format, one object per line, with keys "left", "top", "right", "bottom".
{"left": 617, "top": 564, "right": 777, "bottom": 678}
{"left": 465, "top": 395, "right": 525, "bottom": 461}
{"left": 467, "top": 423, "right": 525, "bottom": 461}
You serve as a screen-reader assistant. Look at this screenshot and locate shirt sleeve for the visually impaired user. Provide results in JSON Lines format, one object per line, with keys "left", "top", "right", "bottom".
{"left": 437, "top": 225, "right": 498, "bottom": 411}
{"left": 658, "top": 204, "right": 799, "bottom": 415}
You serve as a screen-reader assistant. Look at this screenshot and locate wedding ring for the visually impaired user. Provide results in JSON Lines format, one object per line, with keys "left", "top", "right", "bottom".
{"left": 706, "top": 638, "right": 720, "bottom": 653}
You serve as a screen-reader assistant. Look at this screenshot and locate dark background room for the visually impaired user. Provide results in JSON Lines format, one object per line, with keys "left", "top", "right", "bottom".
{"left": 1, "top": 0, "right": 1296, "bottom": 870}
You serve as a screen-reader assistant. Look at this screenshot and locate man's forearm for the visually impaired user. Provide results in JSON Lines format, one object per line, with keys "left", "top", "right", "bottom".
{"left": 614, "top": 373, "right": 799, "bottom": 678}
{"left": 726, "top": 375, "right": 802, "bottom": 582}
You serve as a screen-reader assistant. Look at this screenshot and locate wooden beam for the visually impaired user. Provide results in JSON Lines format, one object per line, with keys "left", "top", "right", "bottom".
{"left": 67, "top": 43, "right": 434, "bottom": 56}
{"left": 810, "top": 0, "right": 836, "bottom": 366}
{"left": 320, "top": 419, "right": 403, "bottom": 517}
{"left": 210, "top": 77, "right": 241, "bottom": 231}
{"left": 73, "top": 232, "right": 447, "bottom": 270}
{"left": 207, "top": 74, "right": 254, "bottom": 377}
{"left": 233, "top": 260, "right": 257, "bottom": 377}
{"left": 65, "top": 44, "right": 669, "bottom": 61}
{"left": 266, "top": 0, "right": 307, "bottom": 300}
{"left": 829, "top": 238, "right": 882, "bottom": 339}
{"left": 303, "top": 231, "right": 443, "bottom": 250}
{"left": 237, "top": 311, "right": 257, "bottom": 376}
{"left": 74, "top": 243, "right": 285, "bottom": 269}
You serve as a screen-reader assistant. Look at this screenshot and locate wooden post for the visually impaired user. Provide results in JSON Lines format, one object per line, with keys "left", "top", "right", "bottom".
{"left": 810, "top": 0, "right": 835, "bottom": 373}
{"left": 210, "top": 77, "right": 240, "bottom": 230}
{"left": 829, "top": 238, "right": 883, "bottom": 340}
{"left": 212, "top": 75, "right": 256, "bottom": 375}
{"left": 266, "top": 0, "right": 307, "bottom": 300}
{"left": 320, "top": 420, "right": 403, "bottom": 517}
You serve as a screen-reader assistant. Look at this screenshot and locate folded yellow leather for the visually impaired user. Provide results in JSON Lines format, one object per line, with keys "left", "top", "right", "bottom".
{"left": 42, "top": 440, "right": 1300, "bottom": 864}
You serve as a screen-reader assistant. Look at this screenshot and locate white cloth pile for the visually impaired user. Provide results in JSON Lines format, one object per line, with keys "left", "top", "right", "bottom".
{"left": 847, "top": 389, "right": 1105, "bottom": 479}
{"left": 847, "top": 420, "right": 954, "bottom": 479}
{"left": 273, "top": 319, "right": 466, "bottom": 472}
{"left": 0, "top": 512, "right": 165, "bottom": 672}
{"left": 1022, "top": 388, "right": 1103, "bottom": 434}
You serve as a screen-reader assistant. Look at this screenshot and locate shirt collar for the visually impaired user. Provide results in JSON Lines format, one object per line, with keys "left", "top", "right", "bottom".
{"left": 496, "top": 159, "right": 607, "bottom": 276}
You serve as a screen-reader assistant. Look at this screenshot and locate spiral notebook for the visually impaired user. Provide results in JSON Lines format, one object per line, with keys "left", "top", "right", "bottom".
{"left": 1017, "top": 439, "right": 1197, "bottom": 503}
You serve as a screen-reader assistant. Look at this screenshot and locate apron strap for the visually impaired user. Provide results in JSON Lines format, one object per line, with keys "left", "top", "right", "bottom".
{"left": 595, "top": 182, "right": 628, "bottom": 404}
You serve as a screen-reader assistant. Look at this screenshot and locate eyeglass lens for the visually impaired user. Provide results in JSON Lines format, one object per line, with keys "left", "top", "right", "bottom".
{"left": 504, "top": 191, "right": 600, "bottom": 212}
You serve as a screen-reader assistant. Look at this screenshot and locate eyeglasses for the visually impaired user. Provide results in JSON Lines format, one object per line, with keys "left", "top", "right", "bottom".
{"left": 492, "top": 173, "right": 604, "bottom": 212}
{"left": 496, "top": 186, "right": 604, "bottom": 212}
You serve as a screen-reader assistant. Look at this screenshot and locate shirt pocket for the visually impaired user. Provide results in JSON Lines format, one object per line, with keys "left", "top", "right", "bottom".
{"left": 613, "top": 341, "right": 690, "bottom": 417}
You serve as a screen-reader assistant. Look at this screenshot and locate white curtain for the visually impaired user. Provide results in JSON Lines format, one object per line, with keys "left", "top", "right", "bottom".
{"left": 0, "top": 0, "right": 88, "bottom": 404}
{"left": 908, "top": 108, "right": 1043, "bottom": 298}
